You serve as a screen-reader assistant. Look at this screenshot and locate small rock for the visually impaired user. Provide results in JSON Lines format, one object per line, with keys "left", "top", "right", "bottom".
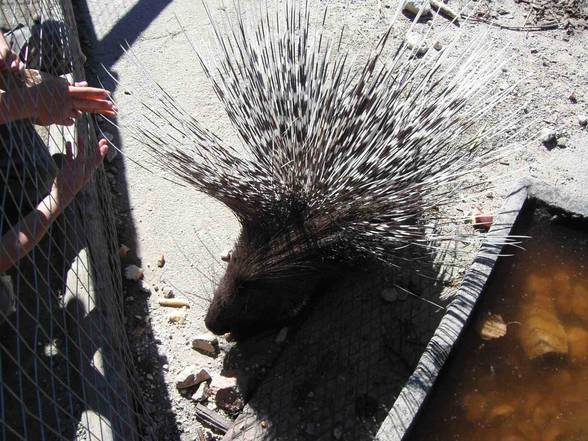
{"left": 539, "top": 127, "right": 558, "bottom": 145}
{"left": 175, "top": 366, "right": 211, "bottom": 390}
{"left": 471, "top": 208, "right": 493, "bottom": 231}
{"left": 430, "top": 0, "right": 459, "bottom": 20}
{"left": 214, "top": 377, "right": 244, "bottom": 413}
{"left": 210, "top": 374, "right": 238, "bottom": 390}
{"left": 569, "top": 91, "right": 577, "bottom": 103}
{"left": 118, "top": 244, "right": 130, "bottom": 258}
{"left": 405, "top": 32, "right": 428, "bottom": 56}
{"left": 578, "top": 114, "right": 588, "bottom": 127}
{"left": 157, "top": 254, "right": 166, "bottom": 268}
{"left": 557, "top": 136, "right": 569, "bottom": 148}
{"left": 275, "top": 327, "right": 288, "bottom": 344}
{"left": 162, "top": 286, "right": 174, "bottom": 298}
{"left": 192, "top": 334, "right": 219, "bottom": 357}
{"left": 158, "top": 297, "right": 190, "bottom": 308}
{"left": 432, "top": 40, "right": 442, "bottom": 51}
{"left": 191, "top": 382, "right": 210, "bottom": 402}
{"left": 402, "top": 0, "right": 431, "bottom": 16}
{"left": 138, "top": 280, "right": 151, "bottom": 294}
{"left": 168, "top": 311, "right": 187, "bottom": 324}
{"left": 124, "top": 265, "right": 144, "bottom": 281}
{"left": 380, "top": 287, "right": 399, "bottom": 303}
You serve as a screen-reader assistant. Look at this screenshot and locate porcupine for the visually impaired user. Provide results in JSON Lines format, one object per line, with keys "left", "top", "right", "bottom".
{"left": 129, "top": 2, "right": 518, "bottom": 336}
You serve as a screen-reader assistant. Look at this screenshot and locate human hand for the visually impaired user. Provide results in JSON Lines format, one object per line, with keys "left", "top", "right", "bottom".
{"left": 0, "top": 46, "right": 24, "bottom": 78}
{"left": 23, "top": 69, "right": 117, "bottom": 126}
{"left": 50, "top": 138, "right": 109, "bottom": 211}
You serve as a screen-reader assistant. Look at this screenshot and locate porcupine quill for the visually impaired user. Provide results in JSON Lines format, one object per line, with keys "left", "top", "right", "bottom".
{"left": 122, "top": 1, "right": 525, "bottom": 336}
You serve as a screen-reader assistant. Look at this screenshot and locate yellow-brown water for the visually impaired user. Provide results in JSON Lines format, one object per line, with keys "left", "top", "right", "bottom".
{"left": 408, "top": 212, "right": 588, "bottom": 441}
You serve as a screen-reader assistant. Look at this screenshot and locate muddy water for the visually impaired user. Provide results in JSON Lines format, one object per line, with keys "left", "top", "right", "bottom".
{"left": 408, "top": 210, "right": 588, "bottom": 441}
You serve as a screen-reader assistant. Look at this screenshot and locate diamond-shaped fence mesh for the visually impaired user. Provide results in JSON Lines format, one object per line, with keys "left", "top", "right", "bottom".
{"left": 0, "top": 1, "right": 152, "bottom": 439}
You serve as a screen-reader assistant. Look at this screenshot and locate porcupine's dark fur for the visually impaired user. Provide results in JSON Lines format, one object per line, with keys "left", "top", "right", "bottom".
{"left": 129, "top": 2, "right": 519, "bottom": 336}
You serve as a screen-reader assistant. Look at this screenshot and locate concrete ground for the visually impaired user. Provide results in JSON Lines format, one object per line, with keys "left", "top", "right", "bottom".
{"left": 76, "top": 0, "right": 588, "bottom": 439}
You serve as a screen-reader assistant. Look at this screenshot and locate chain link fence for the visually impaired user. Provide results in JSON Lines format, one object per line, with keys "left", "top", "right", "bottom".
{"left": 0, "top": 1, "right": 152, "bottom": 439}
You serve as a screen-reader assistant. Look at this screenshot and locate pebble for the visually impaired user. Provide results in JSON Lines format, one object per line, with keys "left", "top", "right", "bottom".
{"left": 578, "top": 114, "right": 588, "bottom": 127}
{"left": 557, "top": 136, "right": 569, "bottom": 148}
{"left": 406, "top": 32, "right": 428, "bottom": 56}
{"left": 430, "top": 0, "right": 458, "bottom": 20}
{"left": 432, "top": 40, "right": 442, "bottom": 51}
{"left": 569, "top": 91, "right": 578, "bottom": 103}
{"left": 175, "top": 366, "right": 211, "bottom": 390}
{"left": 124, "top": 265, "right": 144, "bottom": 281}
{"left": 162, "top": 286, "right": 174, "bottom": 298}
{"left": 192, "top": 334, "right": 219, "bottom": 357}
{"left": 471, "top": 208, "right": 494, "bottom": 231}
{"left": 402, "top": 0, "right": 431, "bottom": 16}
{"left": 539, "top": 127, "right": 558, "bottom": 145}
{"left": 167, "top": 311, "right": 187, "bottom": 324}
{"left": 157, "top": 254, "right": 166, "bottom": 268}
{"left": 190, "top": 382, "right": 209, "bottom": 402}
{"left": 215, "top": 382, "right": 244, "bottom": 412}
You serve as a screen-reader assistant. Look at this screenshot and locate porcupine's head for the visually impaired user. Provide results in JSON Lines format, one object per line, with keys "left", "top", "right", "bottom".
{"left": 204, "top": 219, "right": 327, "bottom": 336}
{"left": 132, "top": 3, "right": 521, "bottom": 336}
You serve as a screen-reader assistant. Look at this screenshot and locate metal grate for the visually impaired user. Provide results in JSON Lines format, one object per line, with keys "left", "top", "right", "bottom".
{"left": 0, "top": 1, "right": 151, "bottom": 439}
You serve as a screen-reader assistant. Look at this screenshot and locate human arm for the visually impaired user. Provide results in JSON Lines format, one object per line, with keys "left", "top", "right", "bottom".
{"left": 0, "top": 69, "right": 117, "bottom": 125}
{"left": 0, "top": 138, "right": 108, "bottom": 272}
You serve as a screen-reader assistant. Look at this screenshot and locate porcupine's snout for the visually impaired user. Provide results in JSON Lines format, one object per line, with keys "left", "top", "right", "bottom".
{"left": 204, "top": 244, "right": 322, "bottom": 337}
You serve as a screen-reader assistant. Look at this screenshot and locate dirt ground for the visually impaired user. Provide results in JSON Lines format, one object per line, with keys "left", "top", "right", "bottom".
{"left": 76, "top": 0, "right": 588, "bottom": 439}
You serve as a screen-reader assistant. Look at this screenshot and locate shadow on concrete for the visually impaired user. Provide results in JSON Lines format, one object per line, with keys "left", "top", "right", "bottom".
{"left": 71, "top": 0, "right": 180, "bottom": 439}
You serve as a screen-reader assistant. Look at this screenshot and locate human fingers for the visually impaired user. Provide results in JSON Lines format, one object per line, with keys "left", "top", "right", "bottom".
{"left": 72, "top": 98, "right": 117, "bottom": 115}
{"left": 65, "top": 141, "right": 73, "bottom": 161}
{"left": 68, "top": 85, "right": 111, "bottom": 99}
{"left": 68, "top": 109, "right": 83, "bottom": 120}
{"left": 95, "top": 138, "right": 109, "bottom": 165}
{"left": 75, "top": 136, "right": 87, "bottom": 159}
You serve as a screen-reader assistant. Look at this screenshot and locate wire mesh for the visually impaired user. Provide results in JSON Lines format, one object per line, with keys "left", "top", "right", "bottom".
{"left": 0, "top": 1, "right": 152, "bottom": 439}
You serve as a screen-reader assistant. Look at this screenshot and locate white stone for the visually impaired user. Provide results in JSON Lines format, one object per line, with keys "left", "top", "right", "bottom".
{"left": 540, "top": 127, "right": 558, "bottom": 144}
{"left": 405, "top": 32, "right": 428, "bottom": 56}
